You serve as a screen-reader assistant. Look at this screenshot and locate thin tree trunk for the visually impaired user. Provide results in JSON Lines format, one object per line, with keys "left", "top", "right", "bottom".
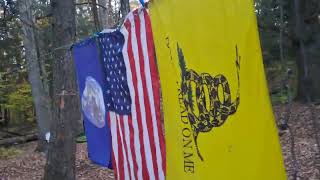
{"left": 91, "top": 0, "right": 101, "bottom": 31}
{"left": 294, "top": 0, "right": 311, "bottom": 102}
{"left": 18, "top": 0, "right": 52, "bottom": 152}
{"left": 279, "top": 0, "right": 285, "bottom": 71}
{"left": 44, "top": 0, "right": 79, "bottom": 179}
{"left": 98, "top": 0, "right": 109, "bottom": 29}
{"left": 107, "top": 0, "right": 114, "bottom": 27}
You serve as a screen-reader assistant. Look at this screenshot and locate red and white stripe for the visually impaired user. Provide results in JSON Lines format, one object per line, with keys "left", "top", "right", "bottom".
{"left": 108, "top": 8, "right": 166, "bottom": 180}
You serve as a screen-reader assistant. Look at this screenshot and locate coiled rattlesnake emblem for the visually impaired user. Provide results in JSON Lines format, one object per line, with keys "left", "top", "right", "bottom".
{"left": 178, "top": 44, "right": 241, "bottom": 161}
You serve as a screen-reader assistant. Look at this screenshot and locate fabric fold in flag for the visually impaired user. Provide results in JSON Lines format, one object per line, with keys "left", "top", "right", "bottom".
{"left": 72, "top": 38, "right": 113, "bottom": 168}
{"left": 97, "top": 8, "right": 166, "bottom": 180}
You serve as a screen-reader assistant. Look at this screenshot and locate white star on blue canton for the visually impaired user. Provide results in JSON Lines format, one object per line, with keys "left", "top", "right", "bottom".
{"left": 99, "top": 32, "right": 131, "bottom": 115}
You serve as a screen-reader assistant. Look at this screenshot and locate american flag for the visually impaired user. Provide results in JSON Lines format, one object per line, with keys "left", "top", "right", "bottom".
{"left": 98, "top": 8, "right": 166, "bottom": 180}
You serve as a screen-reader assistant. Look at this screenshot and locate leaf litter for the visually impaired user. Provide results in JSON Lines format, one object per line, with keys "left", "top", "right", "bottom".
{"left": 0, "top": 102, "right": 319, "bottom": 180}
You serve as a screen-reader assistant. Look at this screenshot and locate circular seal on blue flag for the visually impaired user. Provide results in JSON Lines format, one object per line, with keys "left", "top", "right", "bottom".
{"left": 81, "top": 76, "right": 106, "bottom": 128}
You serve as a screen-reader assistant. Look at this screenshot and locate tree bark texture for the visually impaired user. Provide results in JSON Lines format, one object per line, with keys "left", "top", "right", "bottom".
{"left": 98, "top": 0, "right": 109, "bottom": 29}
{"left": 44, "top": 0, "right": 79, "bottom": 179}
{"left": 91, "top": 0, "right": 101, "bottom": 31}
{"left": 107, "top": 0, "right": 115, "bottom": 27}
{"left": 279, "top": 0, "right": 285, "bottom": 70}
{"left": 18, "top": 0, "right": 52, "bottom": 152}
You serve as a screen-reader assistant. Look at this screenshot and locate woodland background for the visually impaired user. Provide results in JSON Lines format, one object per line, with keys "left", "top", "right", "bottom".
{"left": 0, "top": 0, "right": 320, "bottom": 180}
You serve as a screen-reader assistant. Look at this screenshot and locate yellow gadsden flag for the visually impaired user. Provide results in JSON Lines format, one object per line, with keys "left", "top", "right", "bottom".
{"left": 149, "top": 0, "right": 287, "bottom": 179}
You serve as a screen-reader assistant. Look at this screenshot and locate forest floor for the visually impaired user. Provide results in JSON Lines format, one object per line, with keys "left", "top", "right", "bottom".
{"left": 0, "top": 102, "right": 320, "bottom": 180}
{"left": 274, "top": 102, "right": 320, "bottom": 180}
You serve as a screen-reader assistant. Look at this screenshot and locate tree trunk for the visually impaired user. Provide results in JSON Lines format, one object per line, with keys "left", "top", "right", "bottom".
{"left": 294, "top": 0, "right": 312, "bottom": 102}
{"left": 91, "top": 0, "right": 101, "bottom": 31}
{"left": 35, "top": 31, "right": 51, "bottom": 100}
{"left": 98, "top": 0, "right": 109, "bottom": 29}
{"left": 44, "top": 0, "right": 79, "bottom": 179}
{"left": 279, "top": 0, "right": 285, "bottom": 71}
{"left": 107, "top": 0, "right": 114, "bottom": 27}
{"left": 34, "top": 32, "right": 54, "bottom": 152}
{"left": 120, "top": 0, "right": 130, "bottom": 20}
{"left": 18, "top": 0, "right": 52, "bottom": 152}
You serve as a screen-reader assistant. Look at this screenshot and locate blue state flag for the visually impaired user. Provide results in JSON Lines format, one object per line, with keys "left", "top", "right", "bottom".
{"left": 73, "top": 38, "right": 112, "bottom": 168}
